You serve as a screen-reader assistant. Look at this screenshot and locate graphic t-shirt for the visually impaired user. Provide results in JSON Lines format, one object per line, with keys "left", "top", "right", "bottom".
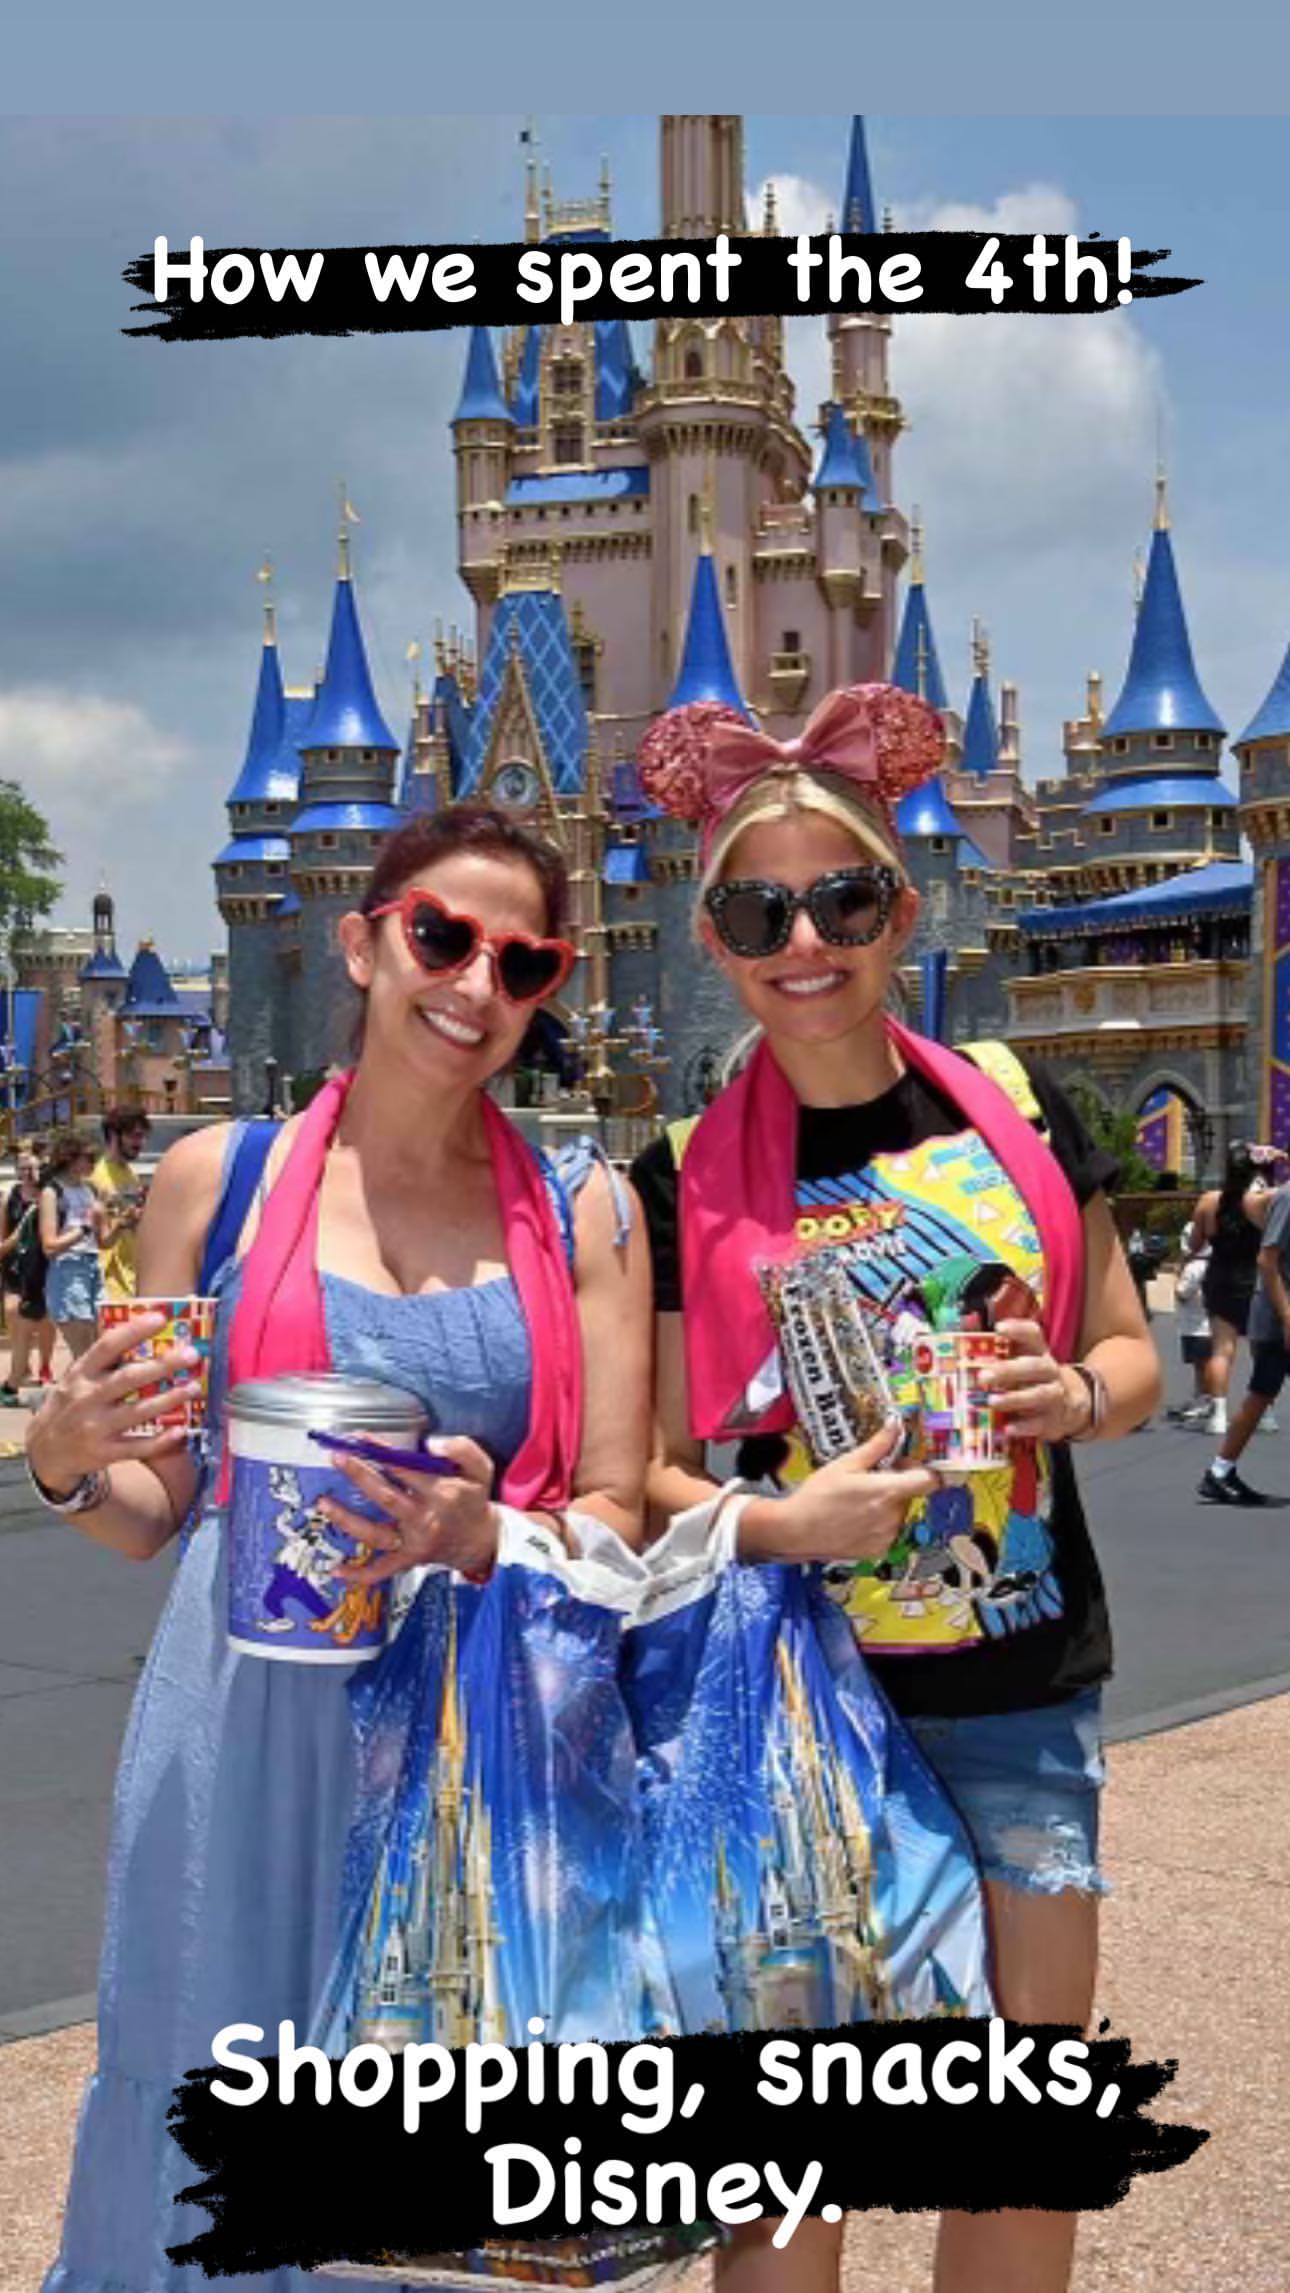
{"left": 632, "top": 1057, "right": 1118, "bottom": 1720}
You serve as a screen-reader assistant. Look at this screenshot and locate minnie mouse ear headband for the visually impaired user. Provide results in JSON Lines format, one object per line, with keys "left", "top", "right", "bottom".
{"left": 637, "top": 682, "right": 946, "bottom": 877}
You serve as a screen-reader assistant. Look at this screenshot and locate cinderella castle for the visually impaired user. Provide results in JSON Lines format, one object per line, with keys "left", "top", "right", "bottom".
{"left": 216, "top": 114, "right": 1290, "bottom": 1173}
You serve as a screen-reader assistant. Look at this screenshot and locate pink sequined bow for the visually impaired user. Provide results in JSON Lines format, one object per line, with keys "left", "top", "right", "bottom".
{"left": 636, "top": 682, "right": 945, "bottom": 853}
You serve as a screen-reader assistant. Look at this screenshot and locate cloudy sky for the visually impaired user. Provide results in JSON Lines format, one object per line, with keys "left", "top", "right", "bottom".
{"left": 1, "top": 113, "right": 1286, "bottom": 966}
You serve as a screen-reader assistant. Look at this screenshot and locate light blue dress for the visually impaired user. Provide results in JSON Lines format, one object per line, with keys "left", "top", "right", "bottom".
{"left": 44, "top": 1264, "right": 532, "bottom": 2293}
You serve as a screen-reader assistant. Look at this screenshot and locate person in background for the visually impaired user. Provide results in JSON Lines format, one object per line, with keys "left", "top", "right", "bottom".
{"left": 1167, "top": 1219, "right": 1213, "bottom": 1425}
{"left": 39, "top": 1133, "right": 107, "bottom": 1362}
{"left": 1200, "top": 1176, "right": 1290, "bottom": 1505}
{"left": 92, "top": 1106, "right": 152, "bottom": 1301}
{"left": 0, "top": 1151, "right": 55, "bottom": 1400}
{"left": 1188, "top": 1144, "right": 1277, "bottom": 1435}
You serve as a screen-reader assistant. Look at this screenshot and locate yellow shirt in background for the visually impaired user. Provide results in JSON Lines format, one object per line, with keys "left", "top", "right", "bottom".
{"left": 92, "top": 1154, "right": 143, "bottom": 1301}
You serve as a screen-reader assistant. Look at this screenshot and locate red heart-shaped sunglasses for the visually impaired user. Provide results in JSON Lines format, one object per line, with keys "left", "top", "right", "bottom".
{"left": 368, "top": 887, "right": 577, "bottom": 1005}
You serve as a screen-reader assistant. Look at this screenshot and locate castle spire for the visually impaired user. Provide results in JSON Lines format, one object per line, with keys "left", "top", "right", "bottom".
{"left": 1237, "top": 636, "right": 1290, "bottom": 745}
{"left": 891, "top": 517, "right": 948, "bottom": 709}
{"left": 841, "top": 116, "right": 875, "bottom": 233}
{"left": 960, "top": 623, "right": 1000, "bottom": 779}
{"left": 668, "top": 527, "right": 748, "bottom": 715}
{"left": 305, "top": 551, "right": 399, "bottom": 753}
{"left": 225, "top": 576, "right": 287, "bottom": 806}
{"left": 1102, "top": 484, "right": 1224, "bottom": 738}
{"left": 453, "top": 327, "right": 512, "bottom": 425}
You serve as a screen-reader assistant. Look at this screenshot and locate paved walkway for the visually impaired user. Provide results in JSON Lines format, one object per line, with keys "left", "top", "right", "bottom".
{"left": 3, "top": 1692, "right": 1285, "bottom": 2293}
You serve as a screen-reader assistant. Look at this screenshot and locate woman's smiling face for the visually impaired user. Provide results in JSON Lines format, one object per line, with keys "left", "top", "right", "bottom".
{"left": 343, "top": 850, "right": 554, "bottom": 1086}
{"left": 700, "top": 809, "right": 919, "bottom": 1048}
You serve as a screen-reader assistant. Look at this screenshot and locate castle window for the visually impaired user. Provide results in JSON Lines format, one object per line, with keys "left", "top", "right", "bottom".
{"left": 782, "top": 629, "right": 801, "bottom": 654}
{"left": 319, "top": 833, "right": 338, "bottom": 850}
{"left": 266, "top": 862, "right": 285, "bottom": 877}
{"left": 552, "top": 421, "right": 584, "bottom": 465}
{"left": 1111, "top": 737, "right": 1129, "bottom": 754}
{"left": 1151, "top": 810, "right": 1173, "bottom": 830}
{"left": 1152, "top": 733, "right": 1173, "bottom": 751}
{"left": 573, "top": 637, "right": 597, "bottom": 708}
{"left": 1100, "top": 817, "right": 1115, "bottom": 836}
{"left": 264, "top": 802, "right": 280, "bottom": 816}
{"left": 684, "top": 347, "right": 703, "bottom": 379}
{"left": 551, "top": 357, "right": 583, "bottom": 400}
{"left": 930, "top": 836, "right": 949, "bottom": 854}
{"left": 725, "top": 564, "right": 737, "bottom": 606}
{"left": 1209, "top": 809, "right": 1228, "bottom": 829}
{"left": 1197, "top": 732, "right": 1212, "bottom": 749}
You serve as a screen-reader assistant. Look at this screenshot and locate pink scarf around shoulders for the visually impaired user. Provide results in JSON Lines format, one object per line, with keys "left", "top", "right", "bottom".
{"left": 220, "top": 1070, "right": 582, "bottom": 1510}
{"left": 680, "top": 1020, "right": 1085, "bottom": 1442}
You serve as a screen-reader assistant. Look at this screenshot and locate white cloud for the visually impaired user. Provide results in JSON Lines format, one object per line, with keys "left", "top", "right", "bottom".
{"left": 0, "top": 687, "right": 189, "bottom": 813}
{"left": 754, "top": 172, "right": 1165, "bottom": 737}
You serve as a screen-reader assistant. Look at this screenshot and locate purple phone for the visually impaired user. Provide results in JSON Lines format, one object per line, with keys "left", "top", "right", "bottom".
{"left": 307, "top": 1430, "right": 461, "bottom": 1477}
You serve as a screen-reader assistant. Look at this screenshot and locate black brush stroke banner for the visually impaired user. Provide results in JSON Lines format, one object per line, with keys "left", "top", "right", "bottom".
{"left": 166, "top": 2022, "right": 1207, "bottom": 2275}
{"left": 123, "top": 233, "right": 1200, "bottom": 342}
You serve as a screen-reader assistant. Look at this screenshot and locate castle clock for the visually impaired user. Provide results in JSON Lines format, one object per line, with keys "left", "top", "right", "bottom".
{"left": 493, "top": 759, "right": 542, "bottom": 811}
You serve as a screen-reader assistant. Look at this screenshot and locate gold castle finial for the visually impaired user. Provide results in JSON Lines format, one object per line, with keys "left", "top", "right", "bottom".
{"left": 523, "top": 121, "right": 540, "bottom": 245}
{"left": 338, "top": 483, "right": 360, "bottom": 577}
{"left": 434, "top": 618, "right": 446, "bottom": 673}
{"left": 405, "top": 638, "right": 422, "bottom": 700}
{"left": 909, "top": 506, "right": 924, "bottom": 585}
{"left": 762, "top": 179, "right": 778, "bottom": 235}
{"left": 599, "top": 153, "right": 612, "bottom": 229}
{"left": 256, "top": 556, "right": 276, "bottom": 643}
{"left": 972, "top": 617, "right": 990, "bottom": 680}
{"left": 1154, "top": 463, "right": 1170, "bottom": 532}
{"left": 1087, "top": 669, "right": 1103, "bottom": 732}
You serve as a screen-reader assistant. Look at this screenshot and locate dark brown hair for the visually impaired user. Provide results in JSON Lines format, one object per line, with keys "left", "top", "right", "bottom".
{"left": 102, "top": 1104, "right": 151, "bottom": 1146}
{"left": 44, "top": 1129, "right": 92, "bottom": 1181}
{"left": 360, "top": 805, "right": 569, "bottom": 936}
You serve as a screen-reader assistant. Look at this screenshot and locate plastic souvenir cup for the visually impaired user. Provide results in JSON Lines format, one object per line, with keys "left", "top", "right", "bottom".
{"left": 902, "top": 1328, "right": 1014, "bottom": 1471}
{"left": 225, "top": 1374, "right": 428, "bottom": 1664}
{"left": 97, "top": 1295, "right": 217, "bottom": 1431}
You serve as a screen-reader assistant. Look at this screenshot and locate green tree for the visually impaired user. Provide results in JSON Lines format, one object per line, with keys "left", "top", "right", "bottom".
{"left": 1068, "top": 1087, "right": 1159, "bottom": 1194}
{"left": 0, "top": 780, "right": 61, "bottom": 949}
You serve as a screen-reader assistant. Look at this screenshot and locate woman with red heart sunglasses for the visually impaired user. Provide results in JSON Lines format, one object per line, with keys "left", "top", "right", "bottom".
{"left": 31, "top": 804, "right": 656, "bottom": 2293}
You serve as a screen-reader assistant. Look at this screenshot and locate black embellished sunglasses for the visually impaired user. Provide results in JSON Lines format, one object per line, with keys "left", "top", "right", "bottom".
{"left": 704, "top": 866, "right": 901, "bottom": 959}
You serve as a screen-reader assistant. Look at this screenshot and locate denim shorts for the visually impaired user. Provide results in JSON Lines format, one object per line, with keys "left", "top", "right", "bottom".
{"left": 46, "top": 1252, "right": 102, "bottom": 1325}
{"left": 904, "top": 1688, "right": 1107, "bottom": 1897}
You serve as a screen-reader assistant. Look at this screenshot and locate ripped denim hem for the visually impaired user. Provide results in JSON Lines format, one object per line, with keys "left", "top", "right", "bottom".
{"left": 985, "top": 1816, "right": 1110, "bottom": 1899}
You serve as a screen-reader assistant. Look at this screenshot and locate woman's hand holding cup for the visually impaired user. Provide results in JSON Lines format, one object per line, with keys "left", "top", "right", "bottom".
{"left": 28, "top": 1313, "right": 203, "bottom": 1494}
{"left": 986, "top": 1317, "right": 1091, "bottom": 1443}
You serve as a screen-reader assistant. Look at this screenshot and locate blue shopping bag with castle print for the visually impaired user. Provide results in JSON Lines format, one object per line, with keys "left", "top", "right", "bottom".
{"left": 622, "top": 1504, "right": 993, "bottom": 2033}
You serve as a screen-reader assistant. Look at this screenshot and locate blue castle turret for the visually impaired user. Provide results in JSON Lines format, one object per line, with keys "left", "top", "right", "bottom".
{"left": 215, "top": 591, "right": 301, "bottom": 1109}
{"left": 1085, "top": 475, "right": 1237, "bottom": 878}
{"left": 289, "top": 526, "right": 401, "bottom": 1076}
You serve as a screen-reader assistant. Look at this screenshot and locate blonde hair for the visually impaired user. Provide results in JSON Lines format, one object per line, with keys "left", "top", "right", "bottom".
{"left": 699, "top": 769, "right": 906, "bottom": 898}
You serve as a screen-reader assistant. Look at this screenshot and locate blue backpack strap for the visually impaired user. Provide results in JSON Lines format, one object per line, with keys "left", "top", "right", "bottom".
{"left": 199, "top": 1120, "right": 281, "bottom": 1292}
{"left": 547, "top": 1134, "right": 633, "bottom": 1253}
